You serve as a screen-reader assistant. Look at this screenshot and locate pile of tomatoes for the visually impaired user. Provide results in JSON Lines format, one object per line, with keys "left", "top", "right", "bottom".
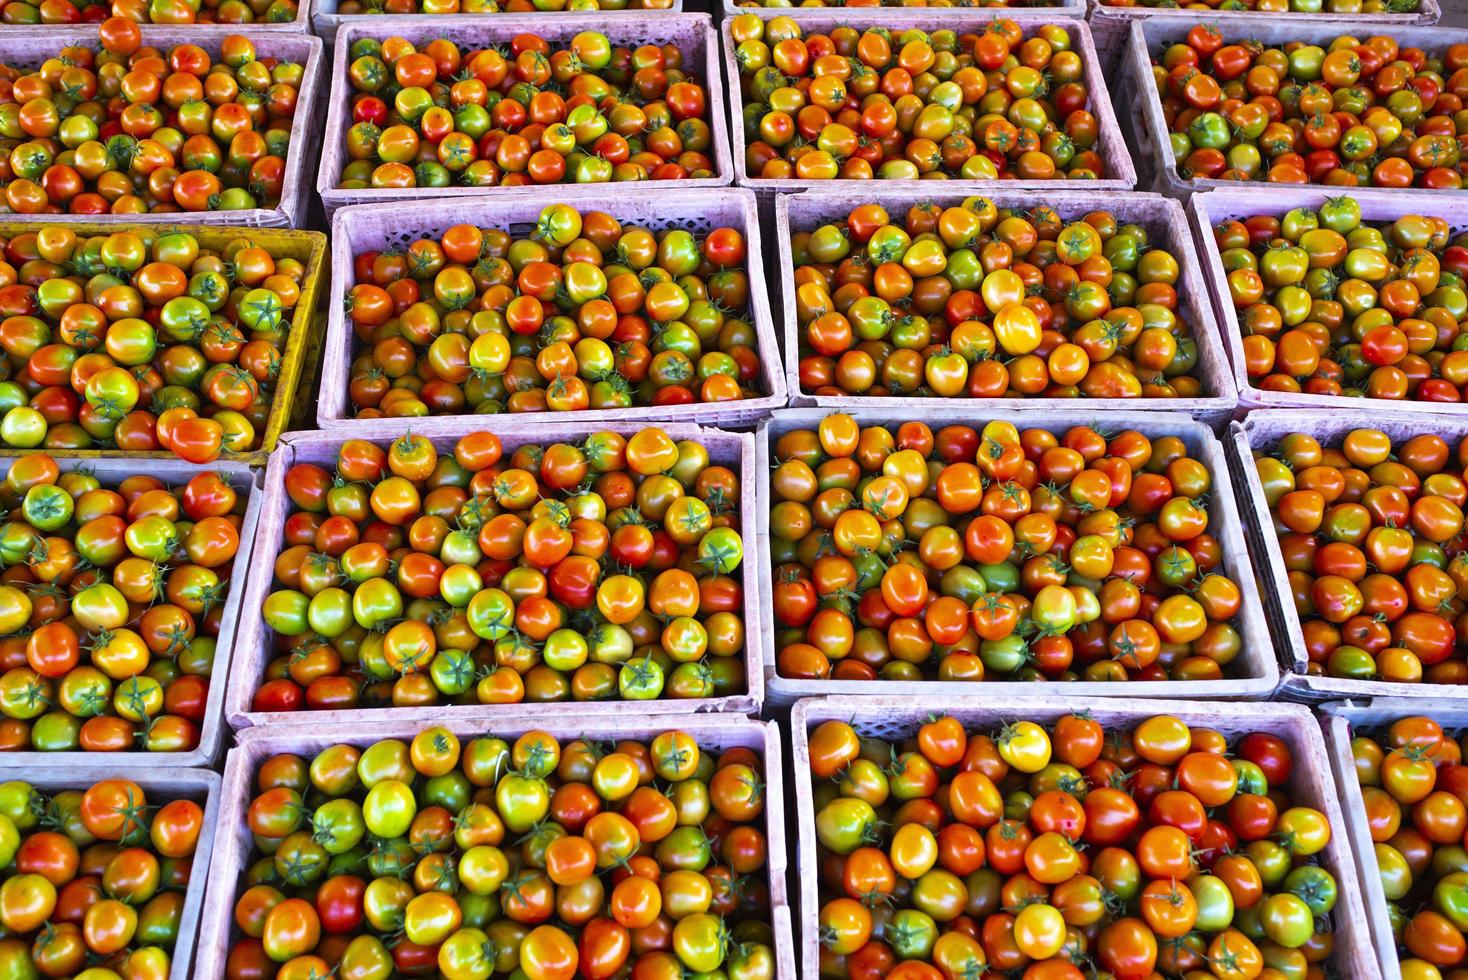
{"left": 1253, "top": 427, "right": 1468, "bottom": 684}
{"left": 226, "top": 725, "right": 778, "bottom": 980}
{"left": 1218, "top": 199, "right": 1468, "bottom": 404}
{"left": 1348, "top": 714, "right": 1468, "bottom": 973}
{"left": 0, "top": 777, "right": 206, "bottom": 977}
{"left": 343, "top": 204, "right": 762, "bottom": 417}
{"left": 0, "top": 452, "right": 244, "bottom": 753}
{"left": 793, "top": 199, "right": 1206, "bottom": 399}
{"left": 1153, "top": 26, "right": 1468, "bottom": 188}
{"left": 770, "top": 415, "right": 1247, "bottom": 683}
{"left": 0, "top": 0, "right": 298, "bottom": 23}
{"left": 0, "top": 22, "right": 304, "bottom": 215}
{"left": 335, "top": 0, "right": 671, "bottom": 13}
{"left": 732, "top": 17, "right": 1107, "bottom": 181}
{"left": 808, "top": 712, "right": 1339, "bottom": 978}
{"left": 258, "top": 426, "right": 747, "bottom": 713}
{"left": 0, "top": 226, "right": 309, "bottom": 461}
{"left": 339, "top": 32, "right": 715, "bottom": 191}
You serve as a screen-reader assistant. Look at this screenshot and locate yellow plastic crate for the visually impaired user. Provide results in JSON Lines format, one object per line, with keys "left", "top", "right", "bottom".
{"left": 0, "top": 221, "right": 326, "bottom": 467}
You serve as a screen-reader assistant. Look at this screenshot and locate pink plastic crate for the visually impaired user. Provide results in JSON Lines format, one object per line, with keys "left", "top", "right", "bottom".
{"left": 193, "top": 714, "right": 794, "bottom": 979}
{"left": 1322, "top": 698, "right": 1464, "bottom": 980}
{"left": 0, "top": 27, "right": 321, "bottom": 227}
{"left": 318, "top": 189, "right": 786, "bottom": 432}
{"left": 0, "top": 456, "right": 263, "bottom": 769}
{"left": 775, "top": 188, "right": 1238, "bottom": 426}
{"left": 0, "top": 765, "right": 222, "bottom": 980}
{"left": 223, "top": 419, "right": 766, "bottom": 732}
{"left": 316, "top": 13, "right": 732, "bottom": 214}
{"left": 1230, "top": 409, "right": 1468, "bottom": 702}
{"left": 756, "top": 407, "right": 1279, "bottom": 706}
{"left": 724, "top": 12, "right": 1136, "bottom": 198}
{"left": 792, "top": 695, "right": 1380, "bottom": 979}
{"left": 1191, "top": 187, "right": 1468, "bottom": 417}
{"left": 1123, "top": 19, "right": 1468, "bottom": 200}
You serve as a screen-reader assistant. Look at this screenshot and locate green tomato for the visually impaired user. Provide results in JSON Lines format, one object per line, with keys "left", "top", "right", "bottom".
{"left": 0, "top": 813, "right": 19, "bottom": 866}
{"left": 357, "top": 739, "right": 413, "bottom": 787}
{"left": 1188, "top": 873, "right": 1235, "bottom": 933}
{"left": 697, "top": 527, "right": 743, "bottom": 574}
{"left": 262, "top": 590, "right": 309, "bottom": 636}
{"left": 21, "top": 485, "right": 72, "bottom": 532}
{"left": 814, "top": 797, "right": 877, "bottom": 854}
{"left": 29, "top": 712, "right": 79, "bottom": 752}
{"left": 0, "top": 782, "right": 37, "bottom": 830}
{"left": 1186, "top": 111, "right": 1230, "bottom": 150}
{"left": 362, "top": 780, "right": 416, "bottom": 838}
{"left": 1245, "top": 840, "right": 1292, "bottom": 888}
{"left": 0, "top": 407, "right": 46, "bottom": 448}
{"left": 618, "top": 656, "right": 664, "bottom": 700}
{"left": 337, "top": 935, "right": 393, "bottom": 980}
{"left": 1259, "top": 892, "right": 1314, "bottom": 948}
{"left": 672, "top": 913, "right": 727, "bottom": 973}
{"left": 887, "top": 908, "right": 937, "bottom": 960}
{"left": 541, "top": 629, "right": 588, "bottom": 672}
{"left": 307, "top": 588, "right": 353, "bottom": 638}
{"left": 980, "top": 635, "right": 1028, "bottom": 674}
{"left": 1284, "top": 865, "right": 1337, "bottom": 916}
{"left": 1376, "top": 842, "right": 1413, "bottom": 901}
{"left": 430, "top": 649, "right": 476, "bottom": 696}
{"left": 494, "top": 774, "right": 549, "bottom": 834}
{"left": 1435, "top": 871, "right": 1468, "bottom": 931}
{"left": 311, "top": 799, "right": 365, "bottom": 855}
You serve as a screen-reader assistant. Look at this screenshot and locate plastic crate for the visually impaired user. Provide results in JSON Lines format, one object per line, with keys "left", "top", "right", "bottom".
{"left": 317, "top": 189, "right": 786, "bottom": 432}
{"left": 0, "top": 28, "right": 322, "bottom": 227}
{"left": 792, "top": 695, "right": 1380, "bottom": 979}
{"left": 723, "top": 12, "right": 1137, "bottom": 200}
{"left": 0, "top": 221, "right": 324, "bottom": 464}
{"left": 756, "top": 406, "right": 1279, "bottom": 706}
{"left": 316, "top": 13, "right": 732, "bottom": 215}
{"left": 223, "top": 420, "right": 767, "bottom": 732}
{"left": 0, "top": 457, "right": 263, "bottom": 767}
{"left": 1191, "top": 187, "right": 1468, "bottom": 418}
{"left": 724, "top": 0, "right": 1083, "bottom": 15}
{"left": 1088, "top": 3, "right": 1440, "bottom": 75}
{"left": 192, "top": 714, "right": 794, "bottom": 979}
{"left": 0, "top": 765, "right": 223, "bottom": 980}
{"left": 1229, "top": 410, "right": 1468, "bottom": 702}
{"left": 1321, "top": 697, "right": 1465, "bottom": 980}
